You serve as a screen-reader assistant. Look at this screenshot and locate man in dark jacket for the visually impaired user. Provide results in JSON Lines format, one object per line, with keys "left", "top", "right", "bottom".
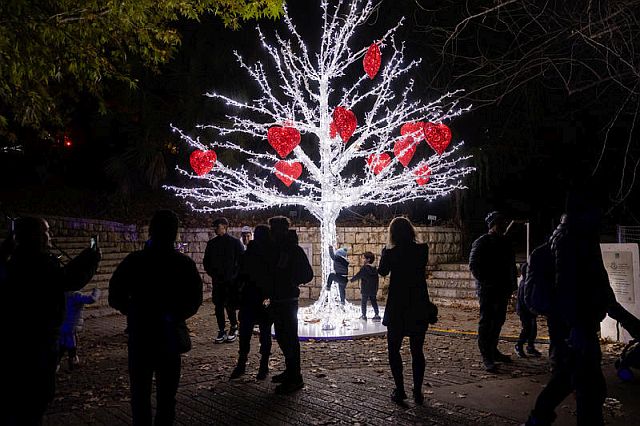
{"left": 230, "top": 224, "right": 274, "bottom": 380}
{"left": 109, "top": 210, "right": 203, "bottom": 426}
{"left": 267, "top": 216, "right": 314, "bottom": 394}
{"left": 1, "top": 217, "right": 100, "bottom": 425}
{"left": 526, "top": 189, "right": 611, "bottom": 426}
{"left": 203, "top": 217, "right": 244, "bottom": 343}
{"left": 469, "top": 211, "right": 517, "bottom": 372}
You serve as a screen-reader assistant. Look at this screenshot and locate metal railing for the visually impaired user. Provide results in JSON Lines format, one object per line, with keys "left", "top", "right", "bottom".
{"left": 617, "top": 226, "right": 640, "bottom": 243}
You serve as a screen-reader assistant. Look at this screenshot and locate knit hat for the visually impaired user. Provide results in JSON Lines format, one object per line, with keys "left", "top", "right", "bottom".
{"left": 335, "top": 247, "right": 348, "bottom": 258}
{"left": 485, "top": 211, "right": 505, "bottom": 228}
{"left": 241, "top": 226, "right": 252, "bottom": 234}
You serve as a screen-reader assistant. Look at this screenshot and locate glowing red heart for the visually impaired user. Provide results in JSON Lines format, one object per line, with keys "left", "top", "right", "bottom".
{"left": 329, "top": 121, "right": 338, "bottom": 139}
{"left": 275, "top": 161, "right": 303, "bottom": 187}
{"left": 363, "top": 42, "right": 381, "bottom": 79}
{"left": 393, "top": 136, "right": 418, "bottom": 167}
{"left": 393, "top": 136, "right": 417, "bottom": 167}
{"left": 267, "top": 126, "right": 301, "bottom": 158}
{"left": 401, "top": 122, "right": 426, "bottom": 141}
{"left": 332, "top": 107, "right": 357, "bottom": 142}
{"left": 189, "top": 150, "right": 216, "bottom": 176}
{"left": 424, "top": 122, "right": 452, "bottom": 155}
{"left": 414, "top": 164, "right": 431, "bottom": 185}
{"left": 366, "top": 153, "right": 392, "bottom": 175}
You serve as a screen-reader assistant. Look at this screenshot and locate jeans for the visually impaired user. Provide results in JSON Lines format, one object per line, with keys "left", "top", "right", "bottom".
{"left": 129, "top": 345, "right": 181, "bottom": 426}
{"left": 271, "top": 299, "right": 301, "bottom": 381}
{"left": 517, "top": 310, "right": 538, "bottom": 347}
{"left": 387, "top": 327, "right": 426, "bottom": 393}
{"left": 361, "top": 295, "right": 379, "bottom": 317}
{"left": 327, "top": 273, "right": 348, "bottom": 304}
{"left": 530, "top": 323, "right": 606, "bottom": 425}
{"left": 212, "top": 282, "right": 238, "bottom": 332}
{"left": 238, "top": 300, "right": 272, "bottom": 358}
{"left": 478, "top": 293, "right": 509, "bottom": 361}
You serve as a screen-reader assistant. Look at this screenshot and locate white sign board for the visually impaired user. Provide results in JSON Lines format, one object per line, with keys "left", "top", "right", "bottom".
{"left": 601, "top": 243, "right": 640, "bottom": 343}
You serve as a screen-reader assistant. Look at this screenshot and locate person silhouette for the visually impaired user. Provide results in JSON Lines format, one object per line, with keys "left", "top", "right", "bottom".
{"left": 109, "top": 210, "right": 203, "bottom": 425}
{"left": 1, "top": 216, "right": 100, "bottom": 425}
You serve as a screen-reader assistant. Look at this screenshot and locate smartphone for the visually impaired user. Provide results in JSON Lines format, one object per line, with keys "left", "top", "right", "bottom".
{"left": 90, "top": 235, "right": 98, "bottom": 250}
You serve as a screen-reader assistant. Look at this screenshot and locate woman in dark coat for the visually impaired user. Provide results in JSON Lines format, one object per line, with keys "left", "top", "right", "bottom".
{"left": 378, "top": 217, "right": 431, "bottom": 406}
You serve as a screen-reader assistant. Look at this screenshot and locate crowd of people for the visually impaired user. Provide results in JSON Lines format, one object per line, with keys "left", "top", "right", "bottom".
{"left": 0, "top": 185, "right": 629, "bottom": 425}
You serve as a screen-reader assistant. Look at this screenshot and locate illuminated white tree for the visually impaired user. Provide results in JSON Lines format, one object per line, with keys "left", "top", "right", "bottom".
{"left": 168, "top": 0, "right": 474, "bottom": 327}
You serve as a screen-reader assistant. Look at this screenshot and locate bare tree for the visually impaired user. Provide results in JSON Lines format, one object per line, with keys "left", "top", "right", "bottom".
{"left": 413, "top": 0, "right": 640, "bottom": 208}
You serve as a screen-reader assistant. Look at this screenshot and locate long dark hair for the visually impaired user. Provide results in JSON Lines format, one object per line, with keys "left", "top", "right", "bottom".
{"left": 387, "top": 217, "right": 416, "bottom": 248}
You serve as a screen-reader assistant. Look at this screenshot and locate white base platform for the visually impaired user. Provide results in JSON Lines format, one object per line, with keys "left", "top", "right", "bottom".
{"left": 295, "top": 286, "right": 387, "bottom": 340}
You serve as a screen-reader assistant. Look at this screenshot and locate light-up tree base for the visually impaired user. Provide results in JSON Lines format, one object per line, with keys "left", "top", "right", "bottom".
{"left": 297, "top": 286, "right": 386, "bottom": 340}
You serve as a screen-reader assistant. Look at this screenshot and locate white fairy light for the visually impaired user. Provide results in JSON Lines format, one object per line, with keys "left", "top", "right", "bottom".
{"left": 167, "top": 0, "right": 475, "bottom": 331}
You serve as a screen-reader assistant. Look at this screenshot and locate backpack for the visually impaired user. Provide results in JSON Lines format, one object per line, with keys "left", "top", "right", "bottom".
{"left": 524, "top": 242, "right": 555, "bottom": 316}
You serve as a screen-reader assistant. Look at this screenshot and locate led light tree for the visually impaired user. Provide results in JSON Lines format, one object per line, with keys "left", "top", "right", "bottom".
{"left": 168, "top": 0, "right": 474, "bottom": 327}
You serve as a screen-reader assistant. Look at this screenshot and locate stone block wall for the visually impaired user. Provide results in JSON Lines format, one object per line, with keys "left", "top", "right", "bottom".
{"left": 0, "top": 216, "right": 463, "bottom": 315}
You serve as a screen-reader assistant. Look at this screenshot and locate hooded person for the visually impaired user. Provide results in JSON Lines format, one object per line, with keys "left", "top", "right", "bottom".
{"left": 326, "top": 246, "right": 350, "bottom": 304}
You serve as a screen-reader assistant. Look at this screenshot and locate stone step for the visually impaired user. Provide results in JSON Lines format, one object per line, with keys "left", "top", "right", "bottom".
{"left": 430, "top": 287, "right": 477, "bottom": 300}
{"left": 431, "top": 296, "right": 479, "bottom": 308}
{"left": 435, "top": 263, "right": 470, "bottom": 271}
{"left": 430, "top": 270, "right": 473, "bottom": 280}
{"left": 428, "top": 278, "right": 476, "bottom": 289}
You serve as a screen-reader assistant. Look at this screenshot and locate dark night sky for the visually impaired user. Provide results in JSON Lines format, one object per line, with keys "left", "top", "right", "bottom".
{"left": 1, "top": 1, "right": 637, "bottom": 250}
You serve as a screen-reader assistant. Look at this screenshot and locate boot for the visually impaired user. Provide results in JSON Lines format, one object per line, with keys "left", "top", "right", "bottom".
{"left": 230, "top": 354, "right": 247, "bottom": 380}
{"left": 256, "top": 355, "right": 269, "bottom": 380}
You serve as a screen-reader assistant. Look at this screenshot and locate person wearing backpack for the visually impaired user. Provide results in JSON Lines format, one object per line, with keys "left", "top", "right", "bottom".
{"left": 525, "top": 187, "right": 612, "bottom": 426}
{"left": 469, "top": 211, "right": 518, "bottom": 372}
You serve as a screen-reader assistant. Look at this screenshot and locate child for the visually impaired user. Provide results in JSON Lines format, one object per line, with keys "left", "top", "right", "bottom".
{"left": 351, "top": 251, "right": 380, "bottom": 320}
{"left": 59, "top": 288, "right": 101, "bottom": 369}
{"left": 326, "top": 245, "right": 349, "bottom": 304}
{"left": 515, "top": 262, "right": 541, "bottom": 357}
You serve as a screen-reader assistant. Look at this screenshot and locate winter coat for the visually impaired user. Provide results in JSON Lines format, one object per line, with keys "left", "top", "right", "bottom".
{"left": 469, "top": 232, "right": 517, "bottom": 298}
{"left": 109, "top": 243, "right": 203, "bottom": 353}
{"left": 550, "top": 221, "right": 611, "bottom": 327}
{"left": 329, "top": 246, "right": 349, "bottom": 276}
{"left": 237, "top": 239, "right": 273, "bottom": 305}
{"left": 351, "top": 264, "right": 379, "bottom": 296}
{"left": 203, "top": 233, "right": 244, "bottom": 284}
{"left": 4, "top": 247, "right": 100, "bottom": 350}
{"left": 60, "top": 288, "right": 101, "bottom": 335}
{"left": 378, "top": 243, "right": 431, "bottom": 334}
{"left": 266, "top": 235, "right": 313, "bottom": 301}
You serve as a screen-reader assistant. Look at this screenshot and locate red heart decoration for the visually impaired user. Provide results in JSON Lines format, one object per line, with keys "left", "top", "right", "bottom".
{"left": 393, "top": 136, "right": 417, "bottom": 167}
{"left": 275, "top": 161, "right": 303, "bottom": 187}
{"left": 414, "top": 164, "right": 431, "bottom": 186}
{"left": 329, "top": 121, "right": 338, "bottom": 139}
{"left": 190, "top": 150, "right": 217, "bottom": 176}
{"left": 366, "top": 153, "right": 392, "bottom": 175}
{"left": 363, "top": 42, "right": 381, "bottom": 79}
{"left": 401, "top": 122, "right": 426, "bottom": 142}
{"left": 424, "top": 122, "right": 452, "bottom": 155}
{"left": 267, "top": 126, "right": 301, "bottom": 158}
{"left": 332, "top": 107, "right": 357, "bottom": 142}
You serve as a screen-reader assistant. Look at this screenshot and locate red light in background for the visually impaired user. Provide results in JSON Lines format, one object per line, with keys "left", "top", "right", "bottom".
{"left": 63, "top": 135, "right": 73, "bottom": 148}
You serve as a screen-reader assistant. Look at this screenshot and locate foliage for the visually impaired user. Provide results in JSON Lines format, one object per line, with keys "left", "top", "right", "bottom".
{"left": 0, "top": 0, "right": 283, "bottom": 141}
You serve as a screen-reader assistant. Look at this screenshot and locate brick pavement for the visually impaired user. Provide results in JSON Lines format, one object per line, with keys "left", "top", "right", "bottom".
{"left": 44, "top": 303, "right": 634, "bottom": 425}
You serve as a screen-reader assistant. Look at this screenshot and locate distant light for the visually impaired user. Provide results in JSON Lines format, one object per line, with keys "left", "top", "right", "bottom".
{"left": 63, "top": 135, "right": 73, "bottom": 148}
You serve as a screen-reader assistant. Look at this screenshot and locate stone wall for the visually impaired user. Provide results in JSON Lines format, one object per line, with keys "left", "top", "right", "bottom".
{"left": 0, "top": 216, "right": 463, "bottom": 315}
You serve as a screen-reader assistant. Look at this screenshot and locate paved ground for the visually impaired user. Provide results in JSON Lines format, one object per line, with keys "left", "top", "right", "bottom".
{"left": 44, "top": 302, "right": 638, "bottom": 425}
